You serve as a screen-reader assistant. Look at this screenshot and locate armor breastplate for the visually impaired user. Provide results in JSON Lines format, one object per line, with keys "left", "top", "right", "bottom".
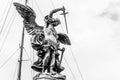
{"left": 44, "top": 25, "right": 59, "bottom": 49}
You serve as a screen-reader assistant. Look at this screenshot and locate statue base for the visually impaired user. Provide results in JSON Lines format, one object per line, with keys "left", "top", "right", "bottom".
{"left": 33, "top": 73, "right": 66, "bottom": 80}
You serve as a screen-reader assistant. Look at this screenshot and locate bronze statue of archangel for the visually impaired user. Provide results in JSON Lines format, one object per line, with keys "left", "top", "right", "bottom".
{"left": 13, "top": 2, "right": 71, "bottom": 76}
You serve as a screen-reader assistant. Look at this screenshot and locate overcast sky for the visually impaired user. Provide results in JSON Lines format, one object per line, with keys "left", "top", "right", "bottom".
{"left": 1, "top": 0, "right": 120, "bottom": 80}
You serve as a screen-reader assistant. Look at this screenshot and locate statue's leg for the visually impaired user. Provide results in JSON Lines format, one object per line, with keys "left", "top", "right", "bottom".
{"left": 55, "top": 57, "right": 64, "bottom": 73}
{"left": 31, "top": 57, "right": 43, "bottom": 72}
{"left": 42, "top": 49, "right": 51, "bottom": 72}
{"left": 49, "top": 51, "right": 57, "bottom": 74}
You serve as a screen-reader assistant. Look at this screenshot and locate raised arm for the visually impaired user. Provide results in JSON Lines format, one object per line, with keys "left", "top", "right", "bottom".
{"left": 49, "top": 7, "right": 65, "bottom": 18}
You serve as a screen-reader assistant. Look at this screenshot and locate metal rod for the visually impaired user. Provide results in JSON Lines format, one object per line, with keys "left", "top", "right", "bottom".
{"left": 25, "top": 0, "right": 28, "bottom": 5}
{"left": 17, "top": 1, "right": 27, "bottom": 80}
{"left": 25, "top": 0, "right": 28, "bottom": 6}
{"left": 17, "top": 27, "right": 25, "bottom": 80}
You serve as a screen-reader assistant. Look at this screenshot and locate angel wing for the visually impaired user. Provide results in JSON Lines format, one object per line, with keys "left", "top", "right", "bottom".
{"left": 13, "top": 2, "right": 43, "bottom": 35}
{"left": 14, "top": 2, "right": 36, "bottom": 22}
{"left": 57, "top": 33, "right": 71, "bottom": 45}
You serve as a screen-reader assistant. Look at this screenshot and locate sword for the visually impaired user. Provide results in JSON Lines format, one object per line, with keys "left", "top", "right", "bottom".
{"left": 60, "top": 47, "right": 65, "bottom": 64}
{"left": 60, "top": 6, "right": 69, "bottom": 34}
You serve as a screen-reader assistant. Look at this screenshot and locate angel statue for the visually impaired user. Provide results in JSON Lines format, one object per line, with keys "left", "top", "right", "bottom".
{"left": 13, "top": 2, "right": 71, "bottom": 75}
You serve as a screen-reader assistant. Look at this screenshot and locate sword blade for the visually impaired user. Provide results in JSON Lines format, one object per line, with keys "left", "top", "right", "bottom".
{"left": 63, "top": 14, "right": 68, "bottom": 33}
{"left": 61, "top": 6, "right": 69, "bottom": 34}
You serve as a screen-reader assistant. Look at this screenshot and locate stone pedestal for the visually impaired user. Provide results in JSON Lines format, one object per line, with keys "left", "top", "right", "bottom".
{"left": 33, "top": 73, "right": 66, "bottom": 80}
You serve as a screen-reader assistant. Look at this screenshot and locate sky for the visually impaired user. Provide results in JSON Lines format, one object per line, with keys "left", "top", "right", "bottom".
{"left": 1, "top": 0, "right": 120, "bottom": 80}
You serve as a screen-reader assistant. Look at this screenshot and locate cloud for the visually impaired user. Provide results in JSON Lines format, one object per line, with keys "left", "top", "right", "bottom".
{"left": 100, "top": 2, "right": 120, "bottom": 21}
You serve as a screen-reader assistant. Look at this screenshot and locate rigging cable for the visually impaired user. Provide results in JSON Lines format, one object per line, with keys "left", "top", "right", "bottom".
{"left": 34, "top": 0, "right": 44, "bottom": 18}
{"left": 49, "top": 0, "right": 84, "bottom": 80}
{"left": 0, "top": 11, "right": 16, "bottom": 54}
{"left": 30, "top": 40, "right": 35, "bottom": 78}
{"left": 0, "top": 8, "right": 16, "bottom": 40}
{"left": 25, "top": 0, "right": 28, "bottom": 5}
{"left": 30, "top": 1, "right": 35, "bottom": 77}
{"left": 23, "top": 47, "right": 32, "bottom": 63}
{"left": 49, "top": 0, "right": 78, "bottom": 80}
{"left": 0, "top": 48, "right": 20, "bottom": 70}
{"left": 0, "top": 0, "right": 14, "bottom": 36}
{"left": 0, "top": 0, "right": 11, "bottom": 25}
{"left": 12, "top": 62, "right": 19, "bottom": 80}
{"left": 23, "top": 47, "right": 33, "bottom": 80}
{"left": 69, "top": 47, "right": 84, "bottom": 80}
{"left": 30, "top": 48, "right": 34, "bottom": 80}
{"left": 64, "top": 57, "right": 76, "bottom": 80}
{"left": 31, "top": 0, "right": 33, "bottom": 8}
{"left": 0, "top": 0, "right": 22, "bottom": 42}
{"left": 29, "top": 41, "right": 33, "bottom": 80}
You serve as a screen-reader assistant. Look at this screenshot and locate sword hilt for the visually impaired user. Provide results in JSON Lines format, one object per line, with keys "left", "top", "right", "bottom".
{"left": 60, "top": 6, "right": 69, "bottom": 34}
{"left": 60, "top": 6, "right": 69, "bottom": 15}
{"left": 60, "top": 47, "right": 65, "bottom": 64}
{"left": 60, "top": 12, "right": 69, "bottom": 15}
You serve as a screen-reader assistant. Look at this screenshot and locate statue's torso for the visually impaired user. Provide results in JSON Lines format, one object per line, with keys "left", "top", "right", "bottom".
{"left": 44, "top": 25, "right": 59, "bottom": 49}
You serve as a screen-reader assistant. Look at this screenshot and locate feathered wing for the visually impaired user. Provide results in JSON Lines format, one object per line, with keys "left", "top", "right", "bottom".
{"left": 13, "top": 2, "right": 43, "bottom": 35}
{"left": 57, "top": 33, "right": 71, "bottom": 45}
{"left": 13, "top": 2, "right": 36, "bottom": 22}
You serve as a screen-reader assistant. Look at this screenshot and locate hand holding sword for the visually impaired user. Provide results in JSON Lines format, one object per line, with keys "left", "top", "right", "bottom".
{"left": 61, "top": 6, "right": 69, "bottom": 34}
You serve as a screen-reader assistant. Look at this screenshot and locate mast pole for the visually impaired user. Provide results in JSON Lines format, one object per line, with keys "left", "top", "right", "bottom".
{"left": 17, "top": 27, "right": 25, "bottom": 80}
{"left": 17, "top": 0, "right": 28, "bottom": 80}
{"left": 25, "top": 0, "right": 28, "bottom": 5}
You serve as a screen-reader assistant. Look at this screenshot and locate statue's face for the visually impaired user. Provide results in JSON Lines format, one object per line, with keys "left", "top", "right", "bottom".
{"left": 44, "top": 15, "right": 61, "bottom": 27}
{"left": 44, "top": 15, "right": 53, "bottom": 23}
{"left": 52, "top": 18, "right": 61, "bottom": 27}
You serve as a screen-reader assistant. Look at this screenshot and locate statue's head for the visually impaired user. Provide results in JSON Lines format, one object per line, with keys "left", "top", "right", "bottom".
{"left": 44, "top": 15, "right": 61, "bottom": 27}
{"left": 51, "top": 18, "right": 61, "bottom": 27}
{"left": 44, "top": 15, "right": 52, "bottom": 23}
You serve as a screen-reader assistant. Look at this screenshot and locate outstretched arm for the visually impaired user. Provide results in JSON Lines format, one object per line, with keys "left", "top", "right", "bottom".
{"left": 49, "top": 7, "right": 65, "bottom": 18}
